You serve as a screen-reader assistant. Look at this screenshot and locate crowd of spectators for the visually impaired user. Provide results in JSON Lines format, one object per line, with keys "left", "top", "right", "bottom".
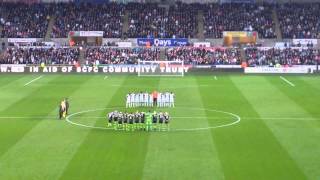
{"left": 127, "top": 3, "right": 166, "bottom": 38}
{"left": 85, "top": 47, "right": 160, "bottom": 65}
{"left": 52, "top": 3, "right": 125, "bottom": 38}
{"left": 166, "top": 3, "right": 198, "bottom": 38}
{"left": 166, "top": 47, "right": 241, "bottom": 65}
{"left": 204, "top": 4, "right": 276, "bottom": 38}
{"left": 2, "top": 46, "right": 319, "bottom": 66}
{"left": 1, "top": 2, "right": 320, "bottom": 40}
{"left": 0, "top": 3, "right": 52, "bottom": 38}
{"left": 277, "top": 3, "right": 320, "bottom": 39}
{"left": 0, "top": 47, "right": 80, "bottom": 64}
{"left": 127, "top": 3, "right": 197, "bottom": 38}
{"left": 245, "top": 48, "right": 320, "bottom": 66}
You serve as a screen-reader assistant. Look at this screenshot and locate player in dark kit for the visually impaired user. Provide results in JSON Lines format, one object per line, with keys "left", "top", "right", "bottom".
{"left": 140, "top": 112, "right": 145, "bottom": 130}
{"left": 152, "top": 112, "right": 158, "bottom": 130}
{"left": 158, "top": 112, "right": 164, "bottom": 131}
{"left": 118, "top": 112, "right": 123, "bottom": 130}
{"left": 134, "top": 112, "right": 140, "bottom": 130}
{"left": 164, "top": 112, "right": 170, "bottom": 130}
{"left": 113, "top": 111, "right": 119, "bottom": 130}
{"left": 65, "top": 98, "right": 69, "bottom": 115}
{"left": 107, "top": 112, "right": 113, "bottom": 127}
{"left": 129, "top": 113, "right": 134, "bottom": 131}
{"left": 59, "top": 104, "right": 63, "bottom": 120}
{"left": 123, "top": 113, "right": 128, "bottom": 131}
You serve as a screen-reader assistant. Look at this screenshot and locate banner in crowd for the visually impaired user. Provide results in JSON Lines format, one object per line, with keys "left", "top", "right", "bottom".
{"left": 245, "top": 66, "right": 316, "bottom": 74}
{"left": 8, "top": 38, "right": 37, "bottom": 43}
{"left": 215, "top": 65, "right": 242, "bottom": 69}
{"left": 220, "top": 0, "right": 255, "bottom": 3}
{"left": 69, "top": 31, "right": 104, "bottom": 37}
{"left": 116, "top": 42, "right": 132, "bottom": 47}
{"left": 137, "top": 38, "right": 188, "bottom": 47}
{"left": 193, "top": 42, "right": 211, "bottom": 47}
{"left": 292, "top": 39, "right": 317, "bottom": 45}
{"left": 223, "top": 31, "right": 257, "bottom": 37}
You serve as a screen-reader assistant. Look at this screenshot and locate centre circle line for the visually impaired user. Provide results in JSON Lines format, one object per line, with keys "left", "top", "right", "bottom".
{"left": 65, "top": 107, "right": 241, "bottom": 132}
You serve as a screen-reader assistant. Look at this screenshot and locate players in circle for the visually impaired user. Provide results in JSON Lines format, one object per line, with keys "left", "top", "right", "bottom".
{"left": 107, "top": 110, "right": 170, "bottom": 131}
{"left": 126, "top": 91, "right": 175, "bottom": 108}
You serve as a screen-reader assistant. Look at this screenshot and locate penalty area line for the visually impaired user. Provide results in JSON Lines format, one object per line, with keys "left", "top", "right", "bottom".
{"left": 24, "top": 75, "right": 44, "bottom": 86}
{"left": 280, "top": 76, "right": 295, "bottom": 87}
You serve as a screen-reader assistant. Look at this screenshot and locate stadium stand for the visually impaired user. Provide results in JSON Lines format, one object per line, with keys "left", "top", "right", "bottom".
{"left": 126, "top": 3, "right": 166, "bottom": 38}
{"left": 52, "top": 3, "right": 125, "bottom": 38}
{"left": 126, "top": 2, "right": 198, "bottom": 38}
{"left": 166, "top": 47, "right": 241, "bottom": 65}
{"left": 0, "top": 47, "right": 80, "bottom": 65}
{"left": 0, "top": 3, "right": 52, "bottom": 38}
{"left": 85, "top": 47, "right": 160, "bottom": 65}
{"left": 0, "top": 2, "right": 319, "bottom": 40}
{"left": 245, "top": 48, "right": 320, "bottom": 66}
{"left": 277, "top": 3, "right": 320, "bottom": 39}
{"left": 203, "top": 3, "right": 276, "bottom": 39}
{"left": 0, "top": 1, "right": 319, "bottom": 67}
{"left": 165, "top": 3, "right": 198, "bottom": 38}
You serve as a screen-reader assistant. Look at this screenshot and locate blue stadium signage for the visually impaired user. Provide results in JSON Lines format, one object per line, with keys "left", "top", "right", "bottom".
{"left": 137, "top": 38, "right": 188, "bottom": 47}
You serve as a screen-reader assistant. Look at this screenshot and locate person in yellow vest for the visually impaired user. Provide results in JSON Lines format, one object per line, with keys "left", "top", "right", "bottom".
{"left": 40, "top": 62, "right": 45, "bottom": 68}
{"left": 59, "top": 99, "right": 66, "bottom": 119}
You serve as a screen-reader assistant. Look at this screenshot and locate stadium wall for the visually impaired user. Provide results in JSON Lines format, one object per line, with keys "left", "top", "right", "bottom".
{"left": 1, "top": 65, "right": 319, "bottom": 75}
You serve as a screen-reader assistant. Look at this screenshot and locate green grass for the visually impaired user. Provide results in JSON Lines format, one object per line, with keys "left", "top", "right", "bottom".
{"left": 0, "top": 74, "right": 319, "bottom": 180}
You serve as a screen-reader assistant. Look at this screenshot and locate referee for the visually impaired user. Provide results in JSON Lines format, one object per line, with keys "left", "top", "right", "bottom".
{"left": 152, "top": 90, "right": 158, "bottom": 107}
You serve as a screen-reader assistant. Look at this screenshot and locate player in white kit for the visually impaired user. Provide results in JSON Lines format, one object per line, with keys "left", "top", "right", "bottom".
{"left": 149, "top": 94, "right": 153, "bottom": 107}
{"left": 144, "top": 92, "right": 149, "bottom": 106}
{"left": 135, "top": 93, "right": 140, "bottom": 107}
{"left": 139, "top": 92, "right": 144, "bottom": 107}
{"left": 126, "top": 93, "right": 130, "bottom": 108}
{"left": 157, "top": 93, "right": 162, "bottom": 107}
{"left": 161, "top": 93, "right": 166, "bottom": 107}
{"left": 169, "top": 92, "right": 175, "bottom": 107}
{"left": 165, "top": 92, "right": 170, "bottom": 107}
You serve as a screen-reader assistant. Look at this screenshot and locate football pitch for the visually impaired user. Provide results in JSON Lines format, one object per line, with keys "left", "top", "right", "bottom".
{"left": 0, "top": 74, "right": 319, "bottom": 180}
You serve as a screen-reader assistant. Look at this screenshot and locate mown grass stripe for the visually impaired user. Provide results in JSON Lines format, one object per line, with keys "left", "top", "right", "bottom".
{"left": 0, "top": 75, "right": 62, "bottom": 157}
{"left": 230, "top": 76, "right": 308, "bottom": 179}
{"left": 0, "top": 75, "right": 23, "bottom": 88}
{"left": 142, "top": 76, "right": 225, "bottom": 180}
{"left": 266, "top": 76, "right": 320, "bottom": 179}
{"left": 197, "top": 75, "right": 307, "bottom": 180}
{"left": 0, "top": 75, "right": 57, "bottom": 112}
{"left": 0, "top": 75, "right": 95, "bottom": 179}
{"left": 59, "top": 75, "right": 160, "bottom": 180}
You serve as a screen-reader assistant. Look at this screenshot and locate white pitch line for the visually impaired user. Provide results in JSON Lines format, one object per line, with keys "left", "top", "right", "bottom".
{"left": 214, "top": 76, "right": 217, "bottom": 80}
{"left": 65, "top": 107, "right": 241, "bottom": 132}
{"left": 104, "top": 76, "right": 108, "bottom": 79}
{"left": 24, "top": 75, "right": 43, "bottom": 86}
{"left": 280, "top": 76, "right": 295, "bottom": 87}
